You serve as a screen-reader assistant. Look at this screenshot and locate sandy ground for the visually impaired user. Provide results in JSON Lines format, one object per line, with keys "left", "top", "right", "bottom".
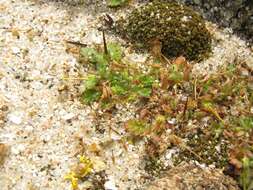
{"left": 0, "top": 0, "right": 252, "bottom": 190}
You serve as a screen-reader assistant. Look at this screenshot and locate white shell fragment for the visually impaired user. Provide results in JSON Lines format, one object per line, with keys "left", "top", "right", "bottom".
{"left": 11, "top": 47, "right": 21, "bottom": 54}
{"left": 104, "top": 178, "right": 118, "bottom": 190}
{"left": 8, "top": 112, "right": 23, "bottom": 125}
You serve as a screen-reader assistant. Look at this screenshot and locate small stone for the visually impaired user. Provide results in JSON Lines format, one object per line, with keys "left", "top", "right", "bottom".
{"left": 245, "top": 56, "right": 253, "bottom": 69}
{"left": 62, "top": 112, "right": 75, "bottom": 121}
{"left": 167, "top": 118, "right": 176, "bottom": 125}
{"left": 126, "top": 53, "right": 147, "bottom": 63}
{"left": 92, "top": 157, "right": 106, "bottom": 172}
{"left": 12, "top": 47, "right": 21, "bottom": 54}
{"left": 193, "top": 0, "right": 201, "bottom": 5}
{"left": 12, "top": 144, "right": 25, "bottom": 155}
{"left": 104, "top": 177, "right": 117, "bottom": 190}
{"left": 240, "top": 68, "right": 249, "bottom": 76}
{"left": 110, "top": 133, "right": 121, "bottom": 141}
{"left": 85, "top": 29, "right": 102, "bottom": 44}
{"left": 8, "top": 111, "right": 23, "bottom": 125}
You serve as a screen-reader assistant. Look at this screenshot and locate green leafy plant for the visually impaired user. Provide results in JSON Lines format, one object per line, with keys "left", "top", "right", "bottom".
{"left": 68, "top": 38, "right": 253, "bottom": 188}
{"left": 125, "top": 119, "right": 151, "bottom": 137}
{"left": 107, "top": 43, "right": 123, "bottom": 61}
{"left": 79, "top": 42, "right": 155, "bottom": 106}
{"left": 108, "top": 0, "right": 128, "bottom": 7}
{"left": 233, "top": 116, "right": 253, "bottom": 132}
{"left": 168, "top": 64, "right": 184, "bottom": 84}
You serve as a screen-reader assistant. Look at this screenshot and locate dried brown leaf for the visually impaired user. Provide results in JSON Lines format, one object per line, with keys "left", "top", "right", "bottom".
{"left": 139, "top": 109, "right": 151, "bottom": 120}
{"left": 162, "top": 104, "right": 173, "bottom": 114}
{"left": 11, "top": 28, "right": 20, "bottom": 38}
{"left": 100, "top": 83, "right": 112, "bottom": 100}
{"left": 160, "top": 69, "right": 169, "bottom": 89}
{"left": 0, "top": 143, "right": 9, "bottom": 166}
{"left": 173, "top": 56, "right": 186, "bottom": 65}
{"left": 88, "top": 143, "right": 101, "bottom": 154}
{"left": 187, "top": 98, "right": 198, "bottom": 109}
{"left": 183, "top": 63, "right": 192, "bottom": 81}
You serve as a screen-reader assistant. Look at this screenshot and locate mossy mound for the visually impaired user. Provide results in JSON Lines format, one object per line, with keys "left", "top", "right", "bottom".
{"left": 119, "top": 2, "right": 212, "bottom": 61}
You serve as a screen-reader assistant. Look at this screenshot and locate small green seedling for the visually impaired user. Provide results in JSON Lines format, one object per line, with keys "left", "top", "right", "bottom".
{"left": 125, "top": 119, "right": 151, "bottom": 137}
{"left": 108, "top": 0, "right": 128, "bottom": 7}
{"left": 79, "top": 42, "right": 155, "bottom": 107}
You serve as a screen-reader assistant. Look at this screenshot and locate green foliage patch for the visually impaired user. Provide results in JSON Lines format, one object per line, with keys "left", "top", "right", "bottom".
{"left": 107, "top": 0, "right": 128, "bottom": 7}
{"left": 68, "top": 39, "right": 252, "bottom": 188}
{"left": 79, "top": 42, "right": 155, "bottom": 107}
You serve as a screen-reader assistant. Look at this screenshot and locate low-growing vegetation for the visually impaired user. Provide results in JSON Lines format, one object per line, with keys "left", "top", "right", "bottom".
{"left": 79, "top": 41, "right": 156, "bottom": 109}
{"left": 107, "top": 0, "right": 128, "bottom": 7}
{"left": 65, "top": 37, "right": 253, "bottom": 189}
{"left": 116, "top": 1, "right": 212, "bottom": 61}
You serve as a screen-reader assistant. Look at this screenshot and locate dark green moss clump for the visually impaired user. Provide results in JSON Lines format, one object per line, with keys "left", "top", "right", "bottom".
{"left": 119, "top": 2, "right": 212, "bottom": 61}
{"left": 174, "top": 125, "right": 229, "bottom": 168}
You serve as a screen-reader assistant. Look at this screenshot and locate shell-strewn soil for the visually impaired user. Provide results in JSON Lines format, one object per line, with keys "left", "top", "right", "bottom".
{"left": 0, "top": 0, "right": 252, "bottom": 190}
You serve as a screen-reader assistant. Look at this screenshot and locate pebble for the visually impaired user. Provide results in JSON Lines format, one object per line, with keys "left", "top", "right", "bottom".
{"left": 104, "top": 177, "right": 117, "bottom": 190}
{"left": 84, "top": 29, "right": 102, "bottom": 45}
{"left": 126, "top": 53, "right": 148, "bottom": 63}
{"left": 167, "top": 118, "right": 176, "bottom": 125}
{"left": 12, "top": 144, "right": 25, "bottom": 155}
{"left": 62, "top": 112, "right": 75, "bottom": 121}
{"left": 8, "top": 111, "right": 23, "bottom": 125}
{"left": 12, "top": 47, "right": 21, "bottom": 54}
{"left": 110, "top": 133, "right": 121, "bottom": 141}
{"left": 92, "top": 157, "right": 107, "bottom": 172}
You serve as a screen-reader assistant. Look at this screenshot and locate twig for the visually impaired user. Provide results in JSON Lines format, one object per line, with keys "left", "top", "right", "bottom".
{"left": 182, "top": 96, "right": 188, "bottom": 119}
{"left": 194, "top": 78, "right": 197, "bottom": 100}
{"left": 161, "top": 54, "right": 171, "bottom": 65}
{"left": 65, "top": 40, "right": 87, "bottom": 47}
{"left": 111, "top": 150, "right": 115, "bottom": 164}
{"left": 102, "top": 30, "right": 108, "bottom": 55}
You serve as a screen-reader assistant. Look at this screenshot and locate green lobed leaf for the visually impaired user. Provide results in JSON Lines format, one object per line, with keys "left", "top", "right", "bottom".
{"left": 81, "top": 89, "right": 101, "bottom": 104}
{"left": 85, "top": 75, "right": 99, "bottom": 89}
{"left": 108, "top": 43, "right": 123, "bottom": 62}
{"left": 80, "top": 47, "right": 108, "bottom": 73}
{"left": 137, "top": 75, "right": 154, "bottom": 87}
{"left": 109, "top": 71, "right": 131, "bottom": 95}
{"left": 80, "top": 47, "right": 98, "bottom": 63}
{"left": 133, "top": 75, "right": 154, "bottom": 97}
{"left": 108, "top": 0, "right": 127, "bottom": 7}
{"left": 168, "top": 65, "right": 184, "bottom": 83}
{"left": 134, "top": 87, "right": 152, "bottom": 97}
{"left": 126, "top": 119, "right": 150, "bottom": 137}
